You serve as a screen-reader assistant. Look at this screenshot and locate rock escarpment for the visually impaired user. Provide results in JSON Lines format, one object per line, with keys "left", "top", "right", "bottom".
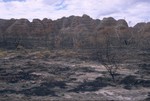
{"left": 0, "top": 14, "right": 149, "bottom": 49}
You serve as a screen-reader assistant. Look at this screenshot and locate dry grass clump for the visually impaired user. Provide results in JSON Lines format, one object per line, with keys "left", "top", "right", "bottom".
{"left": 0, "top": 50, "right": 7, "bottom": 58}
{"left": 55, "top": 50, "right": 78, "bottom": 57}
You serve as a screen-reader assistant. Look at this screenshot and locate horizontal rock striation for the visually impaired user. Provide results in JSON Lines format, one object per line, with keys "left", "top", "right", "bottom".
{"left": 0, "top": 14, "right": 149, "bottom": 49}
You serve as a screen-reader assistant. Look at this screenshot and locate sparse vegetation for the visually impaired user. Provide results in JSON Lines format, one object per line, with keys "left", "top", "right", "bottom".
{"left": 96, "top": 33, "right": 123, "bottom": 82}
{"left": 0, "top": 15, "right": 150, "bottom": 101}
{"left": 0, "top": 49, "right": 149, "bottom": 101}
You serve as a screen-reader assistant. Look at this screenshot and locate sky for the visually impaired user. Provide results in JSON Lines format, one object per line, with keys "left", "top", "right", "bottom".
{"left": 0, "top": 0, "right": 150, "bottom": 26}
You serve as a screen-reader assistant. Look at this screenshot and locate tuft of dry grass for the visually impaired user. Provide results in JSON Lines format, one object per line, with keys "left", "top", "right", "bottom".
{"left": 0, "top": 50, "right": 7, "bottom": 58}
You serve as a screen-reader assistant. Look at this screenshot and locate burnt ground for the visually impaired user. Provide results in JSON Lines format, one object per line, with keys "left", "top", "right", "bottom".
{"left": 0, "top": 49, "right": 150, "bottom": 101}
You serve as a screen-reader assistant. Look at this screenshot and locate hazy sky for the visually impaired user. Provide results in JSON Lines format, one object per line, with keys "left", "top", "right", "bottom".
{"left": 0, "top": 0, "right": 150, "bottom": 26}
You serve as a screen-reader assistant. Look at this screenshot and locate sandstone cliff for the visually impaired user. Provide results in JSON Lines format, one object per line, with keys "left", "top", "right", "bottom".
{"left": 0, "top": 14, "right": 149, "bottom": 50}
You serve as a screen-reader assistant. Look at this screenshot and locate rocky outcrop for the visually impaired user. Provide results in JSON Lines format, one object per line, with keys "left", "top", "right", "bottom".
{"left": 133, "top": 22, "right": 150, "bottom": 49}
{"left": 0, "top": 15, "right": 149, "bottom": 49}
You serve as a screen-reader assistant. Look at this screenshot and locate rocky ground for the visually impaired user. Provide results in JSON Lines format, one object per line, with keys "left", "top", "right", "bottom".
{"left": 0, "top": 49, "right": 150, "bottom": 101}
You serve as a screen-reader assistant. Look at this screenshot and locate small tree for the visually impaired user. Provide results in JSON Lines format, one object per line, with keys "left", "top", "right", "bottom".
{"left": 97, "top": 33, "right": 121, "bottom": 82}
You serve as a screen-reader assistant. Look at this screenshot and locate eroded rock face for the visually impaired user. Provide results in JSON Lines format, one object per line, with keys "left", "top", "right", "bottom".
{"left": 133, "top": 22, "right": 150, "bottom": 49}
{"left": 0, "top": 15, "right": 149, "bottom": 49}
{"left": 100, "top": 17, "right": 117, "bottom": 26}
{"left": 117, "top": 19, "right": 128, "bottom": 29}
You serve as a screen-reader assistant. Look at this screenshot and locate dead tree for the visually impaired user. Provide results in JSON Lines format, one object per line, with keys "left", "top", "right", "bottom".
{"left": 97, "top": 33, "right": 121, "bottom": 82}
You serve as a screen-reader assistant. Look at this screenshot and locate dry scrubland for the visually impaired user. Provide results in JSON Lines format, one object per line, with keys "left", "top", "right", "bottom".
{"left": 0, "top": 49, "right": 149, "bottom": 101}
{"left": 0, "top": 15, "right": 150, "bottom": 100}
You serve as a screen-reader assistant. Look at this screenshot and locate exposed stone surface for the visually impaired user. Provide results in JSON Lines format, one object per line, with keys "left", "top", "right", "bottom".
{"left": 0, "top": 15, "right": 149, "bottom": 49}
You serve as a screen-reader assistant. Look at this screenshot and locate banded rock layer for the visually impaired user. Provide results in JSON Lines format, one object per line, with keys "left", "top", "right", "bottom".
{"left": 0, "top": 14, "right": 149, "bottom": 49}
